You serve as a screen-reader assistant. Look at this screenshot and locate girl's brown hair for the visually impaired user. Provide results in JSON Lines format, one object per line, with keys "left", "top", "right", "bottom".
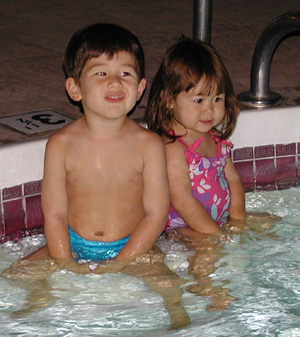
{"left": 146, "top": 37, "right": 239, "bottom": 140}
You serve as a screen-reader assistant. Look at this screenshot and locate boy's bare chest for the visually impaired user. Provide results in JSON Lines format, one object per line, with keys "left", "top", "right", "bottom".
{"left": 65, "top": 142, "right": 144, "bottom": 184}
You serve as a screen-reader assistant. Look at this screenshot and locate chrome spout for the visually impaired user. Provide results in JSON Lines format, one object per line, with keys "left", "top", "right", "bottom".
{"left": 193, "top": 0, "right": 212, "bottom": 44}
{"left": 238, "top": 11, "right": 300, "bottom": 108}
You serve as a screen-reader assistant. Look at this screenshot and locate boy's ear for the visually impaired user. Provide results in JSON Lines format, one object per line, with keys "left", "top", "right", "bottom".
{"left": 65, "top": 77, "right": 82, "bottom": 101}
{"left": 137, "top": 78, "right": 147, "bottom": 100}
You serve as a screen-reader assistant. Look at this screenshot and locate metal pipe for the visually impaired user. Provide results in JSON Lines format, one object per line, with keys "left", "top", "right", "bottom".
{"left": 238, "top": 11, "right": 300, "bottom": 108}
{"left": 193, "top": 0, "right": 212, "bottom": 44}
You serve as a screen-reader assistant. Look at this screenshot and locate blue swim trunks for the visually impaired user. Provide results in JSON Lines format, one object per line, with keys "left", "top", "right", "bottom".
{"left": 68, "top": 226, "right": 130, "bottom": 261}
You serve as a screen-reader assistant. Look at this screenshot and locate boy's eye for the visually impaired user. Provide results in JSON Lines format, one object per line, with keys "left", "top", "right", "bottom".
{"left": 120, "top": 72, "right": 130, "bottom": 77}
{"left": 95, "top": 72, "right": 106, "bottom": 76}
{"left": 194, "top": 98, "right": 203, "bottom": 103}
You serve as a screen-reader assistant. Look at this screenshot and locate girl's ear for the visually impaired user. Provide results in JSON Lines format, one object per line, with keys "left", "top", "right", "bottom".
{"left": 166, "top": 97, "right": 174, "bottom": 109}
{"left": 160, "top": 90, "right": 174, "bottom": 109}
{"left": 65, "top": 78, "right": 82, "bottom": 101}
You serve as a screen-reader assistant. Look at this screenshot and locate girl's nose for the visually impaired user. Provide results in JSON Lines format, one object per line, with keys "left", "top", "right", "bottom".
{"left": 203, "top": 100, "right": 214, "bottom": 113}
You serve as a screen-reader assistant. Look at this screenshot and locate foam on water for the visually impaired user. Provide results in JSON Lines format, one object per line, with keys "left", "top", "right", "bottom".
{"left": 0, "top": 187, "right": 300, "bottom": 337}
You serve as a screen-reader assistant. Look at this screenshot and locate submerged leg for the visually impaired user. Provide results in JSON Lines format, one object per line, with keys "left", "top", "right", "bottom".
{"left": 1, "top": 255, "right": 60, "bottom": 318}
{"left": 168, "top": 228, "right": 237, "bottom": 311}
{"left": 122, "top": 246, "right": 191, "bottom": 330}
{"left": 9, "top": 278, "right": 57, "bottom": 319}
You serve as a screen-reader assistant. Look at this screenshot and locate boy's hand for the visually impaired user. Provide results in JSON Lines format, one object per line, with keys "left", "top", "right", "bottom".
{"left": 1, "top": 258, "right": 59, "bottom": 280}
{"left": 92, "top": 259, "right": 129, "bottom": 274}
{"left": 55, "top": 258, "right": 91, "bottom": 274}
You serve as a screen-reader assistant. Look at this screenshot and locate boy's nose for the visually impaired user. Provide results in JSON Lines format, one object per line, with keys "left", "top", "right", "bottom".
{"left": 107, "top": 75, "right": 122, "bottom": 88}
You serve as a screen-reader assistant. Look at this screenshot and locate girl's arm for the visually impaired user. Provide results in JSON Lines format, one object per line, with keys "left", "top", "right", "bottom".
{"left": 224, "top": 157, "right": 246, "bottom": 220}
{"left": 165, "top": 140, "right": 220, "bottom": 234}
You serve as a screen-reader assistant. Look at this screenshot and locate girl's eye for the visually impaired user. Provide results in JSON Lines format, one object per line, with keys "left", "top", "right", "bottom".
{"left": 95, "top": 72, "right": 106, "bottom": 76}
{"left": 214, "top": 95, "right": 225, "bottom": 102}
{"left": 194, "top": 98, "right": 203, "bottom": 103}
{"left": 120, "top": 72, "right": 130, "bottom": 77}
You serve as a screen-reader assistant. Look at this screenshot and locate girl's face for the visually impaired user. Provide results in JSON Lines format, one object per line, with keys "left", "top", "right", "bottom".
{"left": 171, "top": 77, "right": 226, "bottom": 137}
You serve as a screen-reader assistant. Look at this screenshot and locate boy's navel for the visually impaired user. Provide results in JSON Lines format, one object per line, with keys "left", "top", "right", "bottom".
{"left": 95, "top": 231, "right": 105, "bottom": 237}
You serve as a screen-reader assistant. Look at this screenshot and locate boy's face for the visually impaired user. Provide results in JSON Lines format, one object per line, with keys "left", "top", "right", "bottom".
{"left": 66, "top": 51, "right": 146, "bottom": 121}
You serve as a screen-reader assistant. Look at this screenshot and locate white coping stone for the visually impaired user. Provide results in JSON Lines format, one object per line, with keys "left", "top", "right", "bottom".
{"left": 230, "top": 106, "right": 300, "bottom": 148}
{"left": 0, "top": 106, "right": 299, "bottom": 189}
{"left": 0, "top": 138, "right": 48, "bottom": 189}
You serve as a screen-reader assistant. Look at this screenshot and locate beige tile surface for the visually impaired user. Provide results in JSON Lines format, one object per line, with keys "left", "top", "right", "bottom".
{"left": 1, "top": 0, "right": 299, "bottom": 143}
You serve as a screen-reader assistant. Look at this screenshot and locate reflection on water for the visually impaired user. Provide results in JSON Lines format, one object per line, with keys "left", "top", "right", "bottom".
{"left": 0, "top": 187, "right": 300, "bottom": 336}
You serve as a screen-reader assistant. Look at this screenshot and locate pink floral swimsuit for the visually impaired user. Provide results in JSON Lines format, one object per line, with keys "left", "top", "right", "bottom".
{"left": 166, "top": 131, "right": 233, "bottom": 230}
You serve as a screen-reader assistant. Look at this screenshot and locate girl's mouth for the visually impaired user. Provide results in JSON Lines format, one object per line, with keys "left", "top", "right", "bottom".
{"left": 200, "top": 120, "right": 213, "bottom": 125}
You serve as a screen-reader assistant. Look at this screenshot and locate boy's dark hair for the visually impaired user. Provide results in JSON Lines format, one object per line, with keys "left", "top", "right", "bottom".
{"left": 146, "top": 37, "right": 239, "bottom": 140}
{"left": 63, "top": 23, "right": 145, "bottom": 82}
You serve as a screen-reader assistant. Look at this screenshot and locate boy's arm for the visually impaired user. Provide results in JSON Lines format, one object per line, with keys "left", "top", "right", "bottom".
{"left": 163, "top": 141, "right": 220, "bottom": 234}
{"left": 224, "top": 157, "right": 246, "bottom": 220}
{"left": 114, "top": 133, "right": 170, "bottom": 260}
{"left": 42, "top": 134, "right": 73, "bottom": 261}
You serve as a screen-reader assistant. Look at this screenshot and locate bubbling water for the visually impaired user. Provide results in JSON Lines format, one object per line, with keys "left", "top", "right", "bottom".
{"left": 0, "top": 187, "right": 300, "bottom": 337}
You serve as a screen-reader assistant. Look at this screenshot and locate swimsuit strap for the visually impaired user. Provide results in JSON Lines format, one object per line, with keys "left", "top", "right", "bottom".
{"left": 209, "top": 130, "right": 233, "bottom": 147}
{"left": 168, "top": 130, "right": 232, "bottom": 158}
{"left": 177, "top": 136, "right": 203, "bottom": 153}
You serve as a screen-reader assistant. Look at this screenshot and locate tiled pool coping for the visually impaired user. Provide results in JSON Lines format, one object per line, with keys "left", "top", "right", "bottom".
{"left": 1, "top": 105, "right": 299, "bottom": 242}
{"left": 234, "top": 142, "right": 300, "bottom": 192}
{"left": 1, "top": 142, "right": 299, "bottom": 242}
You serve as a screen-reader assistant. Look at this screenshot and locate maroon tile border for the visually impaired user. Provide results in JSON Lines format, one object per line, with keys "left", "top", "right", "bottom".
{"left": 234, "top": 161, "right": 255, "bottom": 192}
{"left": 3, "top": 199, "right": 25, "bottom": 236}
{"left": 24, "top": 180, "right": 42, "bottom": 196}
{"left": 0, "top": 206, "right": 3, "bottom": 238}
{"left": 233, "top": 143, "right": 300, "bottom": 191}
{"left": 2, "top": 184, "right": 22, "bottom": 201}
{"left": 255, "top": 145, "right": 274, "bottom": 159}
{"left": 1, "top": 140, "right": 300, "bottom": 242}
{"left": 255, "top": 159, "right": 276, "bottom": 188}
{"left": 276, "top": 143, "right": 296, "bottom": 156}
{"left": 0, "top": 180, "right": 43, "bottom": 240}
{"left": 276, "top": 157, "right": 297, "bottom": 184}
{"left": 233, "top": 147, "right": 253, "bottom": 161}
{"left": 25, "top": 195, "right": 44, "bottom": 230}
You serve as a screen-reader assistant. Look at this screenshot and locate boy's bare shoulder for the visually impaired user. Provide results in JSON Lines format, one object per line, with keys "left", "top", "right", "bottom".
{"left": 128, "top": 119, "right": 163, "bottom": 145}
{"left": 46, "top": 117, "right": 83, "bottom": 148}
{"left": 162, "top": 135, "right": 185, "bottom": 154}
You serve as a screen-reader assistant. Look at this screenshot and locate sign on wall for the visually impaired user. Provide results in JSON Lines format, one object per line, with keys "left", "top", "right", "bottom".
{"left": 0, "top": 110, "right": 74, "bottom": 135}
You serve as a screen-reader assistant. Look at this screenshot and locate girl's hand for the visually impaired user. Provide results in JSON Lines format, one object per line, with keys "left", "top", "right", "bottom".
{"left": 223, "top": 218, "right": 247, "bottom": 234}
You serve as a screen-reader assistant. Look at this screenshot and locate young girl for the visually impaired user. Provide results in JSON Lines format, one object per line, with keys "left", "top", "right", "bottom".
{"left": 146, "top": 37, "right": 246, "bottom": 237}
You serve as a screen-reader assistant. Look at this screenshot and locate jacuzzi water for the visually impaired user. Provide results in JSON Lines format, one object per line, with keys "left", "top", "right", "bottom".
{"left": 0, "top": 187, "right": 300, "bottom": 337}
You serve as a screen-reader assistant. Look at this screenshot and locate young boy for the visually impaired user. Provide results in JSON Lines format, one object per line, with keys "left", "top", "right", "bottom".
{"left": 2, "top": 24, "right": 190, "bottom": 328}
{"left": 30, "top": 23, "right": 170, "bottom": 266}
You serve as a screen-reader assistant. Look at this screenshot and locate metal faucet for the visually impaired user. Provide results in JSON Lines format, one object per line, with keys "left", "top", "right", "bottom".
{"left": 238, "top": 11, "right": 300, "bottom": 108}
{"left": 193, "top": 0, "right": 212, "bottom": 44}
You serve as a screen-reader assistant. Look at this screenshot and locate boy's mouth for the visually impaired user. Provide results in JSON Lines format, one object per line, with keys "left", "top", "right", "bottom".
{"left": 105, "top": 94, "right": 124, "bottom": 103}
